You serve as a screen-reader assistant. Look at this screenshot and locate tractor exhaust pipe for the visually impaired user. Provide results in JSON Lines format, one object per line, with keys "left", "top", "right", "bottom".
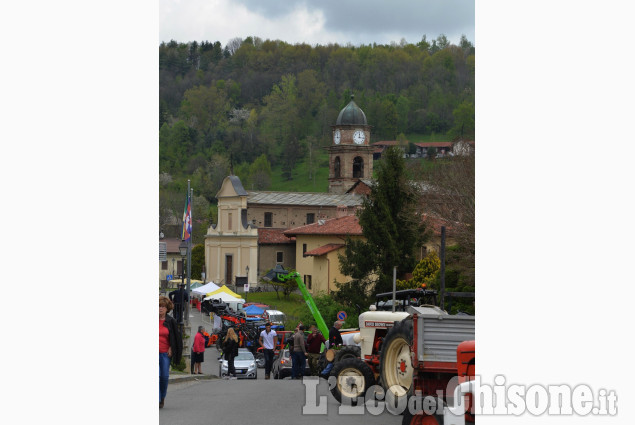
{"left": 392, "top": 266, "right": 397, "bottom": 313}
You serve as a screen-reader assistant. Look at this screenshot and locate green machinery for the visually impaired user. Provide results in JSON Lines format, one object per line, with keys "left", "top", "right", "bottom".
{"left": 263, "top": 265, "right": 329, "bottom": 337}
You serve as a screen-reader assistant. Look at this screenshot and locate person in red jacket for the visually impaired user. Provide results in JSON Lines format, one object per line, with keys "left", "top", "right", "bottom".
{"left": 159, "top": 296, "right": 183, "bottom": 409}
{"left": 192, "top": 325, "right": 206, "bottom": 374}
{"left": 306, "top": 325, "right": 326, "bottom": 376}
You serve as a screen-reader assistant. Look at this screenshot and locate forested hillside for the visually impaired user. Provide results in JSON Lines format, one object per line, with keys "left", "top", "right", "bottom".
{"left": 159, "top": 34, "right": 475, "bottom": 240}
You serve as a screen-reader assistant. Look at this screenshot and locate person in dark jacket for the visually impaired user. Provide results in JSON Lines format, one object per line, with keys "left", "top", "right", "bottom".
{"left": 169, "top": 283, "right": 189, "bottom": 323}
{"left": 320, "top": 321, "right": 344, "bottom": 378}
{"left": 222, "top": 328, "right": 239, "bottom": 379}
{"left": 159, "top": 296, "right": 183, "bottom": 409}
{"left": 328, "top": 320, "right": 344, "bottom": 348}
{"left": 291, "top": 325, "right": 307, "bottom": 379}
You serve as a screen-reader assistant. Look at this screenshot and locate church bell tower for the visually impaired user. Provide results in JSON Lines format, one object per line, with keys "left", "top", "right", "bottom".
{"left": 327, "top": 95, "right": 374, "bottom": 194}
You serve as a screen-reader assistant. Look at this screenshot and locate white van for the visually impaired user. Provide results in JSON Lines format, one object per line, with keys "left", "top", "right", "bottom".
{"left": 264, "top": 309, "right": 286, "bottom": 325}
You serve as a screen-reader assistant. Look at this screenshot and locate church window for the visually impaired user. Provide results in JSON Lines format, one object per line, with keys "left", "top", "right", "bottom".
{"left": 334, "top": 156, "right": 341, "bottom": 178}
{"left": 353, "top": 156, "right": 364, "bottom": 178}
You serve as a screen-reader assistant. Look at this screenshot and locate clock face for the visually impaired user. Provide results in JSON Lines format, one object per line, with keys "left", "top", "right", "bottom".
{"left": 333, "top": 129, "right": 341, "bottom": 145}
{"left": 353, "top": 130, "right": 366, "bottom": 144}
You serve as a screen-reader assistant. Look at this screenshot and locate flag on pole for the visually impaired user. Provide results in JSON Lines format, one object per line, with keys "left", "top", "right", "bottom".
{"left": 182, "top": 194, "right": 192, "bottom": 240}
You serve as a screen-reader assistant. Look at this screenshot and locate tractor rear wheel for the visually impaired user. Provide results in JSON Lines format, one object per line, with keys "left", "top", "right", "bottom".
{"left": 334, "top": 345, "right": 361, "bottom": 363}
{"left": 380, "top": 319, "right": 414, "bottom": 400}
{"left": 330, "top": 357, "right": 375, "bottom": 405}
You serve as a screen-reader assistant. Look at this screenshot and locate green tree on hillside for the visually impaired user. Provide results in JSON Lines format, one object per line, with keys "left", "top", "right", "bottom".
{"left": 261, "top": 75, "right": 302, "bottom": 180}
{"left": 334, "top": 146, "right": 429, "bottom": 308}
{"left": 235, "top": 154, "right": 272, "bottom": 190}
{"left": 448, "top": 100, "right": 475, "bottom": 140}
{"left": 179, "top": 84, "right": 230, "bottom": 141}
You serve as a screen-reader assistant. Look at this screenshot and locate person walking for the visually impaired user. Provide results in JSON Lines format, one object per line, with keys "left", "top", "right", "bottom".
{"left": 320, "top": 321, "right": 344, "bottom": 378}
{"left": 159, "top": 296, "right": 183, "bottom": 409}
{"left": 192, "top": 325, "right": 206, "bottom": 375}
{"left": 306, "top": 325, "right": 326, "bottom": 376}
{"left": 259, "top": 322, "right": 278, "bottom": 379}
{"left": 169, "top": 283, "right": 189, "bottom": 324}
{"left": 291, "top": 325, "right": 307, "bottom": 379}
{"left": 222, "top": 328, "right": 239, "bottom": 379}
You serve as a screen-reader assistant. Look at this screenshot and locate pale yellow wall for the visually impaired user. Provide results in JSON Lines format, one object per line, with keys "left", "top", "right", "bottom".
{"left": 258, "top": 244, "right": 296, "bottom": 275}
{"left": 159, "top": 253, "right": 182, "bottom": 283}
{"left": 205, "top": 235, "right": 258, "bottom": 285}
{"left": 293, "top": 234, "right": 364, "bottom": 295}
{"left": 205, "top": 176, "right": 258, "bottom": 285}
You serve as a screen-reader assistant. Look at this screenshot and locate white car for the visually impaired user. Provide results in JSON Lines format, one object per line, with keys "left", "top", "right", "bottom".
{"left": 219, "top": 348, "right": 257, "bottom": 379}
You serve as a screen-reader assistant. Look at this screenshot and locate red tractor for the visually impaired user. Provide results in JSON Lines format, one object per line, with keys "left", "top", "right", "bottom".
{"left": 328, "top": 305, "right": 475, "bottom": 424}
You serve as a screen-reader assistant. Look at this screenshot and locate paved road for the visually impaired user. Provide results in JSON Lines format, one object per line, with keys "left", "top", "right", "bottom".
{"left": 160, "top": 377, "right": 403, "bottom": 425}
{"left": 161, "top": 309, "right": 402, "bottom": 424}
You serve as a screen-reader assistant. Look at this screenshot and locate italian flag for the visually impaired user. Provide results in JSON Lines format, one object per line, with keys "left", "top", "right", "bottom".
{"left": 182, "top": 196, "right": 192, "bottom": 240}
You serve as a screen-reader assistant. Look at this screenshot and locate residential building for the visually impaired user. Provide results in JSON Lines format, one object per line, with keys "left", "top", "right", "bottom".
{"left": 283, "top": 213, "right": 363, "bottom": 295}
{"left": 159, "top": 237, "right": 186, "bottom": 288}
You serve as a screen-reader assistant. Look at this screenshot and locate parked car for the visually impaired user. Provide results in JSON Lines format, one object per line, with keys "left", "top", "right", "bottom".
{"left": 219, "top": 348, "right": 257, "bottom": 379}
{"left": 271, "top": 348, "right": 310, "bottom": 379}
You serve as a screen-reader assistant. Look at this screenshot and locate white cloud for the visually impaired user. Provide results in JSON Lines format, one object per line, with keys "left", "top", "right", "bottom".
{"left": 160, "top": 0, "right": 474, "bottom": 46}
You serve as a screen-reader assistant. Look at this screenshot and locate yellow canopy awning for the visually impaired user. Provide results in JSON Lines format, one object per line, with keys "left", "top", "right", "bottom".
{"left": 206, "top": 285, "right": 241, "bottom": 299}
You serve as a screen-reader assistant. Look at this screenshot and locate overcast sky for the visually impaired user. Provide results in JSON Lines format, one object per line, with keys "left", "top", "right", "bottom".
{"left": 160, "top": 0, "right": 474, "bottom": 47}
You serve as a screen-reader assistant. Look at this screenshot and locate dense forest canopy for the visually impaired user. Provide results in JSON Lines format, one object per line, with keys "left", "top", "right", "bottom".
{"left": 159, "top": 34, "right": 475, "bottom": 240}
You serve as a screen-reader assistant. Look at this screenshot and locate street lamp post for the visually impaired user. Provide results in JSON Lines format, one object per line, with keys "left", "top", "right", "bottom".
{"left": 245, "top": 265, "right": 249, "bottom": 302}
{"left": 178, "top": 241, "right": 188, "bottom": 324}
{"left": 178, "top": 239, "right": 190, "bottom": 371}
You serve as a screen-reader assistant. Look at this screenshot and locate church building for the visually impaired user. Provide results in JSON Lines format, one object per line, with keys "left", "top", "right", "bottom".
{"left": 204, "top": 96, "right": 375, "bottom": 291}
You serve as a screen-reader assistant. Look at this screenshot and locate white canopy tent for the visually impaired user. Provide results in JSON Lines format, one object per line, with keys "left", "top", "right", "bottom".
{"left": 203, "top": 291, "right": 246, "bottom": 314}
{"left": 191, "top": 281, "right": 220, "bottom": 297}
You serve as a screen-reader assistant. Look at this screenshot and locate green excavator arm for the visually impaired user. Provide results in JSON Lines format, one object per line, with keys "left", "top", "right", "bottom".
{"left": 277, "top": 271, "right": 329, "bottom": 338}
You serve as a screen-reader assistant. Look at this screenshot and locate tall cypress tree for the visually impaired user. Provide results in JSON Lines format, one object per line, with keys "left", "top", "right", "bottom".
{"left": 336, "top": 146, "right": 429, "bottom": 307}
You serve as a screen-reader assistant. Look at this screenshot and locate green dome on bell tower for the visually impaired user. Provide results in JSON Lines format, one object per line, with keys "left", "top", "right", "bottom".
{"left": 336, "top": 95, "right": 367, "bottom": 126}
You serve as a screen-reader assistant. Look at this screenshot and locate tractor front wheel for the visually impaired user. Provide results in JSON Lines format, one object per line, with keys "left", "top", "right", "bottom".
{"left": 329, "top": 357, "right": 375, "bottom": 405}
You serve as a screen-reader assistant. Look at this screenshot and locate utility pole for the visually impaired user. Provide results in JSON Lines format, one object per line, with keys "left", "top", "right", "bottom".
{"left": 440, "top": 226, "right": 446, "bottom": 311}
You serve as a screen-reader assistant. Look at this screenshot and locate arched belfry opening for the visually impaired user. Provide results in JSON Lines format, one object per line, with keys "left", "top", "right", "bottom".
{"left": 334, "top": 156, "right": 341, "bottom": 178}
{"left": 353, "top": 156, "right": 364, "bottom": 178}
